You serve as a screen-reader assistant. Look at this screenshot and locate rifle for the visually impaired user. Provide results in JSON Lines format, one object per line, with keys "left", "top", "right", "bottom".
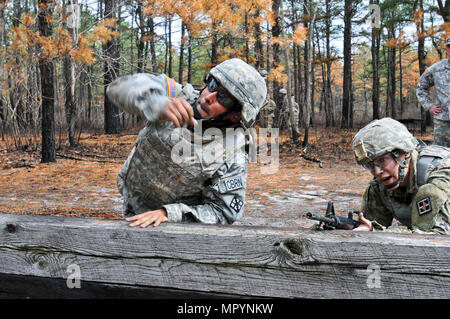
{"left": 306, "top": 201, "right": 362, "bottom": 230}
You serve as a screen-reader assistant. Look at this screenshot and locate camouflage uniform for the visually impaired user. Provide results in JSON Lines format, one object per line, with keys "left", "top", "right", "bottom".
{"left": 107, "top": 59, "right": 267, "bottom": 224}
{"left": 353, "top": 118, "right": 450, "bottom": 235}
{"left": 283, "top": 96, "right": 299, "bottom": 139}
{"left": 416, "top": 58, "right": 450, "bottom": 148}
{"left": 260, "top": 99, "right": 276, "bottom": 129}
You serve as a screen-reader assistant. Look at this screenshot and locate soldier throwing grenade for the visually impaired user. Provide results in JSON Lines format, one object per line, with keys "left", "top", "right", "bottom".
{"left": 106, "top": 59, "right": 267, "bottom": 228}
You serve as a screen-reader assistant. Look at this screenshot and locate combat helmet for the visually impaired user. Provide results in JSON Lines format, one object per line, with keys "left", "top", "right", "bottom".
{"left": 352, "top": 117, "right": 419, "bottom": 188}
{"left": 207, "top": 58, "right": 267, "bottom": 128}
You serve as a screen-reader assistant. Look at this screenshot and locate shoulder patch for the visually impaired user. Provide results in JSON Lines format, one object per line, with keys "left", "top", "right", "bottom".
{"left": 417, "top": 197, "right": 432, "bottom": 215}
{"left": 230, "top": 196, "right": 243, "bottom": 213}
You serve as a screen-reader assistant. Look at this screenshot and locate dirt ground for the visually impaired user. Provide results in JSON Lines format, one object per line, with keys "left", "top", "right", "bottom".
{"left": 0, "top": 125, "right": 433, "bottom": 229}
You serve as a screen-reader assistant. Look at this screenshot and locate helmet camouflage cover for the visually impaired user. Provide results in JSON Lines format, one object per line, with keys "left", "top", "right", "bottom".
{"left": 208, "top": 58, "right": 267, "bottom": 128}
{"left": 352, "top": 117, "right": 419, "bottom": 166}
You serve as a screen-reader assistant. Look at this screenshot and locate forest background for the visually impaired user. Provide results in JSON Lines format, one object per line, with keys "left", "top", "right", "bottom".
{"left": 0, "top": 0, "right": 449, "bottom": 161}
{"left": 0, "top": 0, "right": 447, "bottom": 224}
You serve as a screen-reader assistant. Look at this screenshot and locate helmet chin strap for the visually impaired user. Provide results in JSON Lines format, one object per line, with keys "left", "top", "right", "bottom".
{"left": 385, "top": 151, "right": 411, "bottom": 190}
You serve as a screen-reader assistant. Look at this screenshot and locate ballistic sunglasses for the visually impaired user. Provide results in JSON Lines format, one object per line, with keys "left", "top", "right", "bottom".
{"left": 205, "top": 77, "right": 239, "bottom": 110}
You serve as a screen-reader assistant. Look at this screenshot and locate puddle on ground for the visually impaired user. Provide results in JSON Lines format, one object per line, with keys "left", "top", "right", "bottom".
{"left": 240, "top": 181, "right": 363, "bottom": 228}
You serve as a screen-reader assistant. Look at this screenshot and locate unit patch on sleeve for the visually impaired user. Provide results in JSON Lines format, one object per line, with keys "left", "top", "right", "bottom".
{"left": 417, "top": 197, "right": 432, "bottom": 215}
{"left": 230, "top": 196, "right": 243, "bottom": 213}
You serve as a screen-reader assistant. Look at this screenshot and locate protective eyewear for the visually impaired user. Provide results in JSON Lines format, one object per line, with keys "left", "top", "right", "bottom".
{"left": 363, "top": 154, "right": 393, "bottom": 171}
{"left": 206, "top": 77, "right": 238, "bottom": 110}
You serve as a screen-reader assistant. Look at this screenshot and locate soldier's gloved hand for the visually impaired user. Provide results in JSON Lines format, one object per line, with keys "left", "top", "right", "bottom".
{"left": 126, "top": 209, "right": 168, "bottom": 228}
{"left": 353, "top": 213, "right": 373, "bottom": 232}
{"left": 159, "top": 97, "right": 197, "bottom": 127}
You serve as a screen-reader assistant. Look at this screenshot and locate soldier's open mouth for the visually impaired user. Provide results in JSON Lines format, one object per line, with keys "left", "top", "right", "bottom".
{"left": 381, "top": 176, "right": 393, "bottom": 184}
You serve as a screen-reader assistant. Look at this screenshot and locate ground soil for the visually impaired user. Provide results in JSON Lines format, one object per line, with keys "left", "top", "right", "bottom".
{"left": 0, "top": 125, "right": 433, "bottom": 229}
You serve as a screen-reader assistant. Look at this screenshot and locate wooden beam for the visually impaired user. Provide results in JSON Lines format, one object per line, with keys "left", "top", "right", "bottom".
{"left": 0, "top": 213, "right": 449, "bottom": 298}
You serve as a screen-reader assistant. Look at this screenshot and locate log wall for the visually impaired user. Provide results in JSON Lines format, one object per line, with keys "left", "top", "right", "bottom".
{"left": 0, "top": 213, "right": 449, "bottom": 298}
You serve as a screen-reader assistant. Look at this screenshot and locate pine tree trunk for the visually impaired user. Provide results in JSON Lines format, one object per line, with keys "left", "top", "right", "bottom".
{"left": 148, "top": 17, "right": 157, "bottom": 72}
{"left": 370, "top": 0, "right": 380, "bottom": 120}
{"left": 387, "top": 24, "right": 396, "bottom": 119}
{"left": 436, "top": 0, "right": 449, "bottom": 23}
{"left": 38, "top": 0, "right": 56, "bottom": 162}
{"left": 399, "top": 46, "right": 404, "bottom": 116}
{"left": 303, "top": 0, "right": 317, "bottom": 147}
{"left": 187, "top": 28, "right": 192, "bottom": 83}
{"left": 136, "top": 1, "right": 145, "bottom": 73}
{"left": 64, "top": 0, "right": 78, "bottom": 147}
{"left": 271, "top": 0, "right": 282, "bottom": 127}
{"left": 13, "top": 0, "right": 24, "bottom": 130}
{"left": 280, "top": 2, "right": 298, "bottom": 142}
{"left": 178, "top": 22, "right": 185, "bottom": 83}
{"left": 325, "top": 0, "right": 333, "bottom": 127}
{"left": 253, "top": 9, "right": 264, "bottom": 70}
{"left": 103, "top": 0, "right": 121, "bottom": 134}
{"left": 417, "top": 0, "right": 427, "bottom": 133}
{"left": 341, "top": 0, "right": 352, "bottom": 128}
{"left": 211, "top": 21, "right": 218, "bottom": 65}
{"left": 0, "top": 0, "right": 6, "bottom": 139}
{"left": 168, "top": 15, "right": 173, "bottom": 78}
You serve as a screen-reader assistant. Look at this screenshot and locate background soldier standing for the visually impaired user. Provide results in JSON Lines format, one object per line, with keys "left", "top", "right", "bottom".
{"left": 279, "top": 88, "right": 299, "bottom": 139}
{"left": 257, "top": 70, "right": 276, "bottom": 129}
{"left": 416, "top": 36, "right": 450, "bottom": 148}
{"left": 260, "top": 97, "right": 276, "bottom": 129}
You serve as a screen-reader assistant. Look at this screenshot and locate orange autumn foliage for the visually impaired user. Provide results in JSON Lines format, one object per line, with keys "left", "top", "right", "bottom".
{"left": 7, "top": 10, "right": 120, "bottom": 65}
{"left": 88, "top": 18, "right": 120, "bottom": 45}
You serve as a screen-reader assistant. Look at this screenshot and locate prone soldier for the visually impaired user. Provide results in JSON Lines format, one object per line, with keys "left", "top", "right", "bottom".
{"left": 351, "top": 118, "right": 450, "bottom": 234}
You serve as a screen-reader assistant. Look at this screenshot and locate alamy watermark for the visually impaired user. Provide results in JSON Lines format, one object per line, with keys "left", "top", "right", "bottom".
{"left": 366, "top": 264, "right": 381, "bottom": 288}
{"left": 368, "top": 4, "right": 381, "bottom": 29}
{"left": 66, "top": 3, "right": 80, "bottom": 29}
{"left": 66, "top": 263, "right": 81, "bottom": 289}
{"left": 170, "top": 122, "right": 280, "bottom": 174}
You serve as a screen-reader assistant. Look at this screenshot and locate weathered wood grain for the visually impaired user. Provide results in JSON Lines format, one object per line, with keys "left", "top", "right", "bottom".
{"left": 0, "top": 213, "right": 449, "bottom": 298}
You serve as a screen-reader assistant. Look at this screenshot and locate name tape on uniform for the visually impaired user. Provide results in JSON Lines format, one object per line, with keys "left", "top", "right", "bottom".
{"left": 219, "top": 176, "right": 244, "bottom": 193}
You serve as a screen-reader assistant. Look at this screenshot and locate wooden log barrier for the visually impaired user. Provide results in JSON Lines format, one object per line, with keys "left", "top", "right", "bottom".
{"left": 0, "top": 213, "right": 449, "bottom": 298}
